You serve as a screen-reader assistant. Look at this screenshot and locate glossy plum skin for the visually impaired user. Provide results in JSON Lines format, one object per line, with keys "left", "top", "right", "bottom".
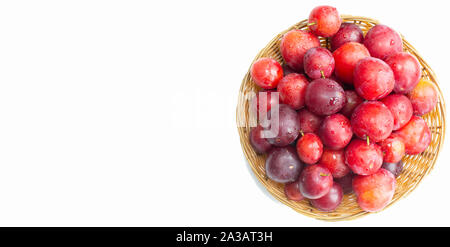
{"left": 351, "top": 101, "right": 394, "bottom": 143}
{"left": 280, "top": 30, "right": 320, "bottom": 71}
{"left": 249, "top": 125, "right": 272, "bottom": 154}
{"left": 353, "top": 168, "right": 396, "bottom": 212}
{"left": 303, "top": 47, "right": 335, "bottom": 79}
{"left": 296, "top": 133, "right": 323, "bottom": 165}
{"left": 250, "top": 58, "right": 283, "bottom": 89}
{"left": 385, "top": 52, "right": 421, "bottom": 94}
{"left": 379, "top": 135, "right": 405, "bottom": 163}
{"left": 311, "top": 183, "right": 343, "bottom": 212}
{"left": 297, "top": 109, "right": 322, "bottom": 133}
{"left": 264, "top": 104, "right": 301, "bottom": 147}
{"left": 334, "top": 172, "right": 353, "bottom": 194}
{"left": 305, "top": 78, "right": 346, "bottom": 116}
{"left": 353, "top": 57, "right": 395, "bottom": 100}
{"left": 319, "top": 114, "right": 353, "bottom": 150}
{"left": 330, "top": 23, "right": 364, "bottom": 51}
{"left": 408, "top": 79, "right": 438, "bottom": 116}
{"left": 340, "top": 90, "right": 364, "bottom": 118}
{"left": 382, "top": 161, "right": 404, "bottom": 178}
{"left": 284, "top": 179, "right": 304, "bottom": 201}
{"left": 393, "top": 116, "right": 431, "bottom": 155}
{"left": 277, "top": 73, "right": 309, "bottom": 110}
{"left": 364, "top": 24, "right": 403, "bottom": 60}
{"left": 298, "top": 164, "right": 333, "bottom": 199}
{"left": 319, "top": 148, "right": 350, "bottom": 178}
{"left": 380, "top": 94, "right": 413, "bottom": 131}
{"left": 333, "top": 42, "right": 370, "bottom": 84}
{"left": 345, "top": 139, "right": 383, "bottom": 176}
{"left": 308, "top": 5, "right": 341, "bottom": 37}
{"left": 265, "top": 146, "right": 303, "bottom": 183}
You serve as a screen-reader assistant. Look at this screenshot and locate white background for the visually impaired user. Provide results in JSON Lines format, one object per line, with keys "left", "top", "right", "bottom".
{"left": 0, "top": 0, "right": 448, "bottom": 226}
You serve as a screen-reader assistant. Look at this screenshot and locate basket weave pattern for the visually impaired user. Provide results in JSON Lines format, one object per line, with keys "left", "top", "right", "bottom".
{"left": 236, "top": 15, "right": 446, "bottom": 221}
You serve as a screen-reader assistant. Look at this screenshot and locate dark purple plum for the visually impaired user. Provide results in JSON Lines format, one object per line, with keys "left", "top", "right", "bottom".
{"left": 303, "top": 47, "right": 335, "bottom": 79}
{"left": 263, "top": 104, "right": 301, "bottom": 147}
{"left": 311, "top": 183, "right": 343, "bottom": 212}
{"left": 305, "top": 78, "right": 346, "bottom": 116}
{"left": 249, "top": 125, "right": 272, "bottom": 154}
{"left": 364, "top": 24, "right": 403, "bottom": 60}
{"left": 330, "top": 23, "right": 364, "bottom": 51}
{"left": 382, "top": 161, "right": 404, "bottom": 178}
{"left": 298, "top": 164, "right": 333, "bottom": 199}
{"left": 340, "top": 90, "right": 363, "bottom": 118}
{"left": 334, "top": 172, "right": 353, "bottom": 194}
{"left": 265, "top": 146, "right": 303, "bottom": 183}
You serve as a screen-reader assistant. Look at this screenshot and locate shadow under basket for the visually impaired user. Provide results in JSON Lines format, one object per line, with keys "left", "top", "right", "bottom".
{"left": 236, "top": 15, "right": 446, "bottom": 221}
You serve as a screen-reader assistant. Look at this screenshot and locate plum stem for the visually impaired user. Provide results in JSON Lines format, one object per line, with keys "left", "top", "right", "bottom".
{"left": 366, "top": 136, "right": 370, "bottom": 145}
{"left": 320, "top": 70, "right": 325, "bottom": 79}
{"left": 307, "top": 22, "right": 316, "bottom": 27}
{"left": 299, "top": 130, "right": 304, "bottom": 137}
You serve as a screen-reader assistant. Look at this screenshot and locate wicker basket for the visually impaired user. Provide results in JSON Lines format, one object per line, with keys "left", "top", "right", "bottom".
{"left": 236, "top": 15, "right": 446, "bottom": 221}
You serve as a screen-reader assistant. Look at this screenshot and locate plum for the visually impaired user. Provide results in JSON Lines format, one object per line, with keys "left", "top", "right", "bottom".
{"left": 334, "top": 172, "right": 353, "bottom": 194}
{"left": 340, "top": 90, "right": 364, "bottom": 118}
{"left": 249, "top": 125, "right": 272, "bottom": 154}
{"left": 385, "top": 52, "right": 421, "bottom": 94}
{"left": 330, "top": 23, "right": 364, "bottom": 51}
{"left": 382, "top": 161, "right": 404, "bottom": 178}
{"left": 393, "top": 116, "right": 431, "bottom": 155}
{"left": 303, "top": 47, "right": 335, "bottom": 79}
{"left": 351, "top": 101, "right": 394, "bottom": 143}
{"left": 311, "top": 183, "right": 343, "bottom": 212}
{"left": 250, "top": 57, "right": 283, "bottom": 89}
{"left": 277, "top": 73, "right": 309, "bottom": 110}
{"left": 284, "top": 179, "right": 305, "bottom": 201}
{"left": 319, "top": 148, "right": 350, "bottom": 178}
{"left": 353, "top": 168, "right": 396, "bottom": 212}
{"left": 353, "top": 57, "right": 395, "bottom": 100}
{"left": 379, "top": 135, "right": 405, "bottom": 163}
{"left": 264, "top": 104, "right": 301, "bottom": 147}
{"left": 333, "top": 42, "right": 370, "bottom": 84}
{"left": 364, "top": 24, "right": 403, "bottom": 60}
{"left": 305, "top": 78, "right": 346, "bottom": 116}
{"left": 266, "top": 146, "right": 303, "bottom": 183}
{"left": 282, "top": 64, "right": 296, "bottom": 75}
{"left": 280, "top": 30, "right": 320, "bottom": 71}
{"left": 318, "top": 114, "right": 353, "bottom": 150}
{"left": 298, "top": 164, "right": 333, "bottom": 199}
{"left": 296, "top": 133, "right": 323, "bottom": 165}
{"left": 408, "top": 79, "right": 438, "bottom": 116}
{"left": 308, "top": 5, "right": 341, "bottom": 37}
{"left": 297, "top": 109, "right": 322, "bottom": 134}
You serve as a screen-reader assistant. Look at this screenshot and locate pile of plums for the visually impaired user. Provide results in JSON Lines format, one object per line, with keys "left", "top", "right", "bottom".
{"left": 249, "top": 5, "right": 438, "bottom": 213}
